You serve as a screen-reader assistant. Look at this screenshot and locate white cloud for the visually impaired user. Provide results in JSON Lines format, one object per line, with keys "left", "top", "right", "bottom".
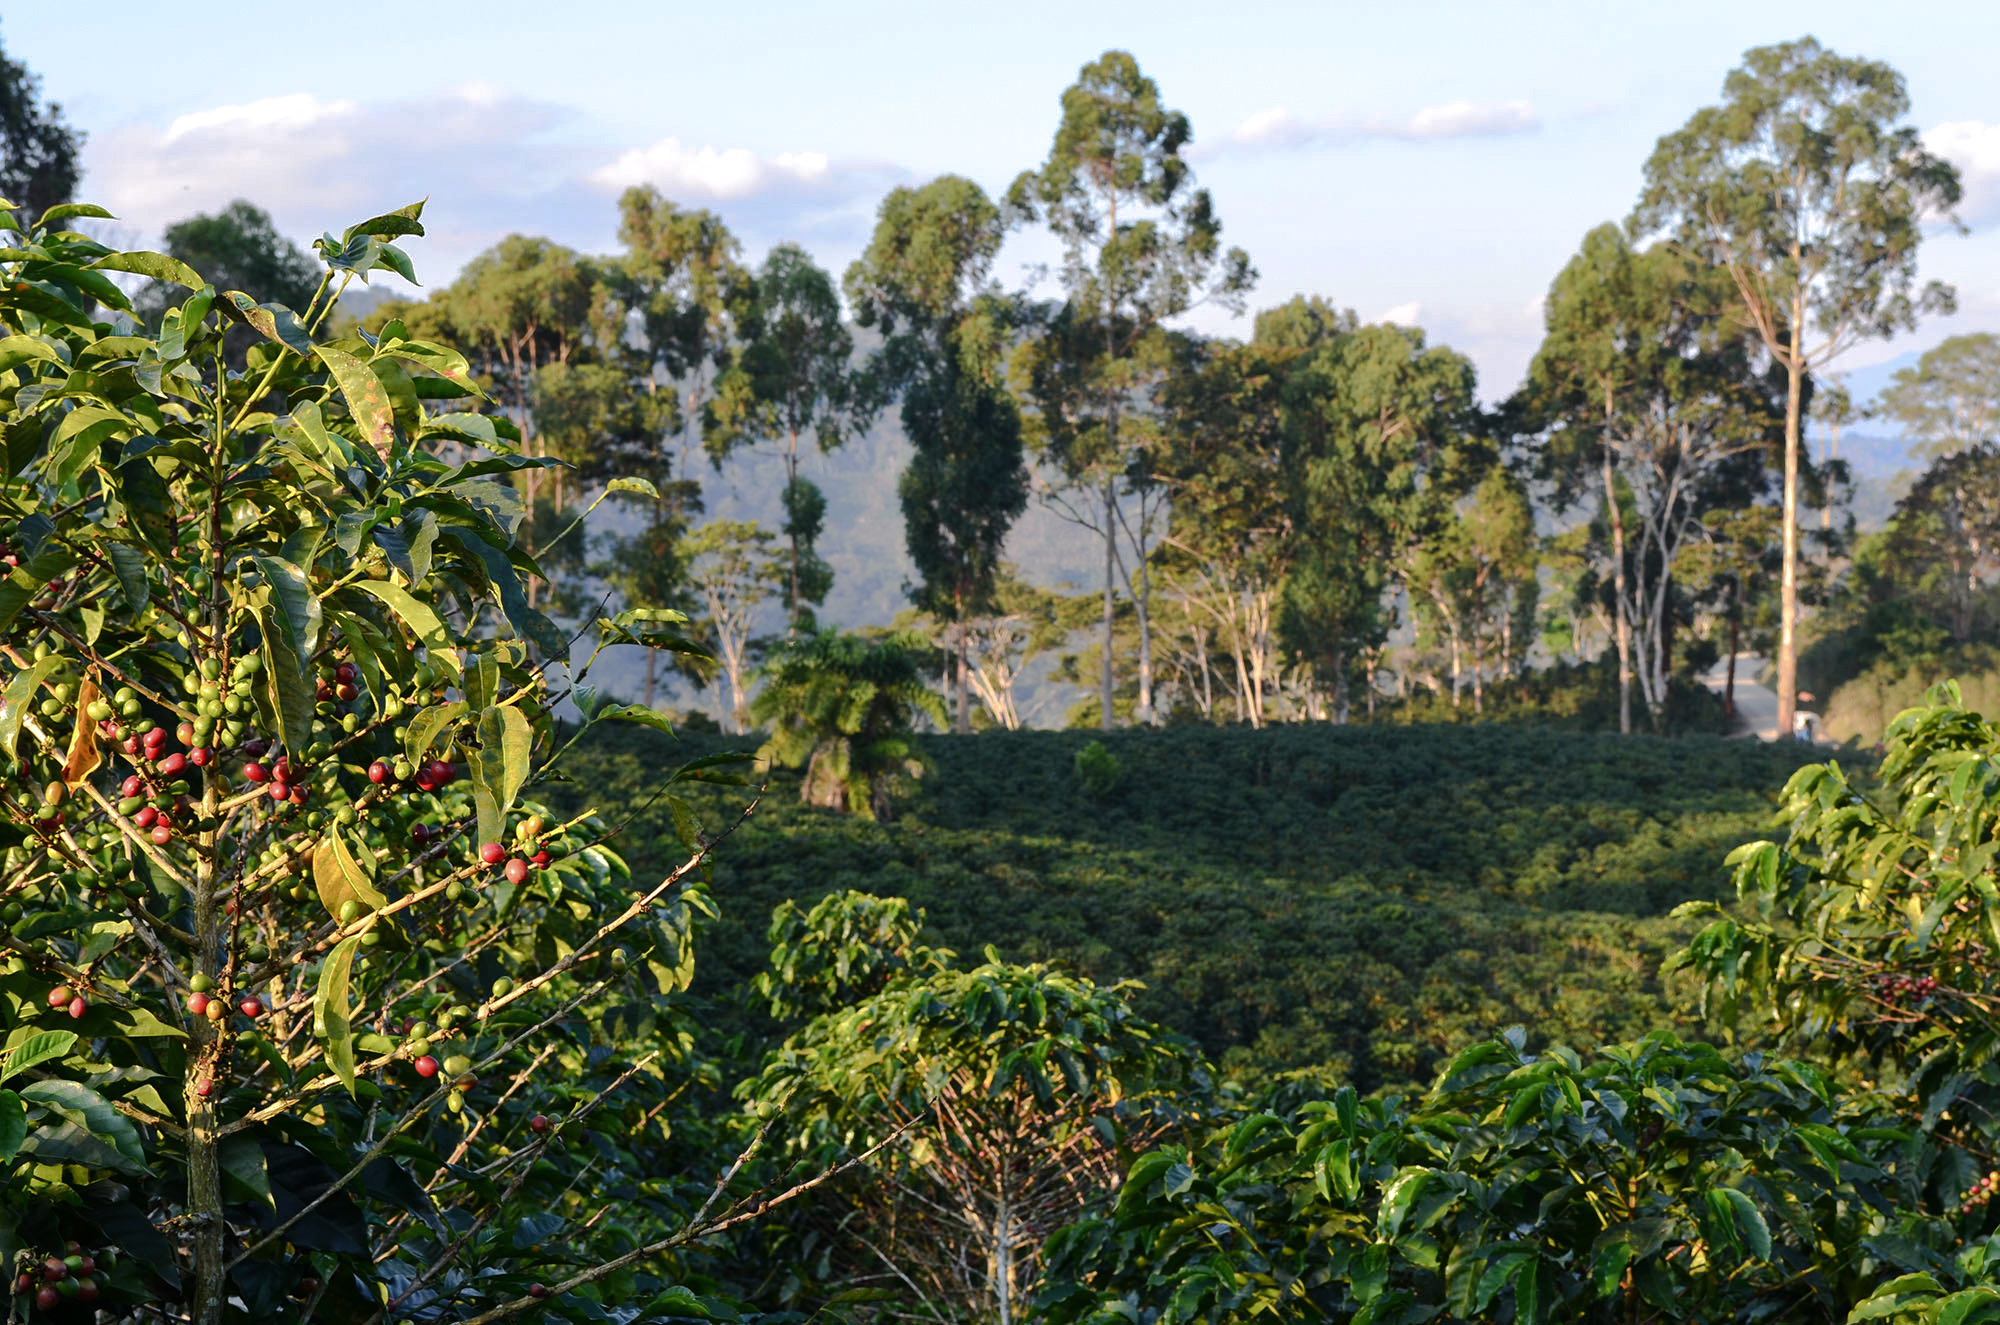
{"left": 589, "top": 138, "right": 834, "bottom": 201}
{"left": 1221, "top": 99, "right": 1539, "bottom": 154}
{"left": 1378, "top": 300, "right": 1424, "bottom": 327}
{"left": 78, "top": 90, "right": 902, "bottom": 289}
{"left": 1927, "top": 120, "right": 2000, "bottom": 229}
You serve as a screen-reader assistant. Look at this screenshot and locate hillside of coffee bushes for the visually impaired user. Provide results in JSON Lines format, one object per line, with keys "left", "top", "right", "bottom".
{"left": 556, "top": 722, "right": 1823, "bottom": 1092}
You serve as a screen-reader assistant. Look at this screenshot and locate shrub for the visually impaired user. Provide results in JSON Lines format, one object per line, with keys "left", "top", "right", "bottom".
{"left": 0, "top": 201, "right": 758, "bottom": 1322}
{"left": 1071, "top": 738, "right": 1121, "bottom": 799}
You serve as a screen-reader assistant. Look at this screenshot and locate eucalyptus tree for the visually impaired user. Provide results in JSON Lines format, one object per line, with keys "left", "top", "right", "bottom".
{"left": 846, "top": 175, "right": 1030, "bottom": 732}
{"left": 1880, "top": 443, "right": 2000, "bottom": 644}
{"left": 615, "top": 185, "right": 755, "bottom": 477}
{"left": 712, "top": 244, "right": 875, "bottom": 628}
{"left": 1520, "top": 224, "right": 1783, "bottom": 731}
{"left": 1279, "top": 322, "right": 1483, "bottom": 723}
{"left": 1632, "top": 36, "right": 1963, "bottom": 738}
{"left": 1153, "top": 298, "right": 1353, "bottom": 725}
{"left": 1007, "top": 49, "right": 1255, "bottom": 729}
{"left": 679, "top": 518, "right": 787, "bottom": 732}
{"left": 1873, "top": 332, "right": 2000, "bottom": 459}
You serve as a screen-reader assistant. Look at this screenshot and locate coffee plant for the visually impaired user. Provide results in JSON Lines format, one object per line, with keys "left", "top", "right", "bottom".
{"left": 0, "top": 198, "right": 768, "bottom": 1323}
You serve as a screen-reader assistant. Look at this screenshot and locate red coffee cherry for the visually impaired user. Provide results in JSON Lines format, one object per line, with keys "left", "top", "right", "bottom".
{"left": 479, "top": 842, "right": 506, "bottom": 866}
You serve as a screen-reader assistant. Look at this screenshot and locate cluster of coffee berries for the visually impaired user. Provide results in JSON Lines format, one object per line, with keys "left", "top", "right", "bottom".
{"left": 44, "top": 984, "right": 87, "bottom": 1020}
{"left": 1960, "top": 1170, "right": 2000, "bottom": 1216}
{"left": 10, "top": 1241, "right": 114, "bottom": 1310}
{"left": 1877, "top": 972, "right": 1939, "bottom": 1003}
{"left": 182, "top": 972, "right": 267, "bottom": 1028}
{"left": 367, "top": 756, "right": 458, "bottom": 795}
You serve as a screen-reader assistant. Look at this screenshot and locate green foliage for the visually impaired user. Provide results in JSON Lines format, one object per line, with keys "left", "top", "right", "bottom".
{"left": 1875, "top": 332, "right": 2000, "bottom": 460}
{"left": 1038, "top": 1029, "right": 1916, "bottom": 1324}
{"left": 1072, "top": 739, "right": 1121, "bottom": 800}
{"left": 0, "top": 202, "right": 759, "bottom": 1322}
{"left": 563, "top": 721, "right": 1815, "bottom": 1093}
{"left": 750, "top": 629, "right": 946, "bottom": 820}
{"left": 134, "top": 200, "right": 323, "bottom": 330}
{"left": 742, "top": 896, "right": 1209, "bottom": 1321}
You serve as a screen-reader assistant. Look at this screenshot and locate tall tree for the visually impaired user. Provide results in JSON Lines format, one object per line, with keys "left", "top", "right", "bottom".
{"left": 616, "top": 185, "right": 754, "bottom": 476}
{"left": 1521, "top": 225, "right": 1782, "bottom": 730}
{"left": 1873, "top": 332, "right": 2000, "bottom": 460}
{"left": 1880, "top": 443, "right": 2000, "bottom": 645}
{"left": 847, "top": 176, "right": 1030, "bottom": 732}
{"left": 714, "top": 243, "right": 874, "bottom": 628}
{"left": 1008, "top": 49, "right": 1255, "bottom": 729}
{"left": 0, "top": 28, "right": 80, "bottom": 218}
{"left": 1632, "top": 36, "right": 1962, "bottom": 738}
{"left": 680, "top": 519, "right": 787, "bottom": 732}
{"left": 136, "top": 201, "right": 325, "bottom": 372}
{"left": 1280, "top": 322, "right": 1483, "bottom": 722}
{"left": 1154, "top": 298, "right": 1353, "bottom": 725}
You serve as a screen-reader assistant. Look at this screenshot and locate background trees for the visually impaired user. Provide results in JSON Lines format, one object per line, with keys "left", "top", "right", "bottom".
{"left": 1633, "top": 36, "right": 1963, "bottom": 739}
{"left": 1008, "top": 50, "right": 1255, "bottom": 730}
{"left": 847, "top": 177, "right": 1030, "bottom": 734}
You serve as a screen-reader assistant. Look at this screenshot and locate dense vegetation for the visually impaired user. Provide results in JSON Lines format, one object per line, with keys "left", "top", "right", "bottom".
{"left": 4, "top": 19, "right": 2000, "bottom": 1325}
{"left": 558, "top": 721, "right": 1818, "bottom": 1092}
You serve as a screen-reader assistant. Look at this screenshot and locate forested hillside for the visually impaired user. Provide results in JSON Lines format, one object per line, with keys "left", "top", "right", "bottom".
{"left": 558, "top": 722, "right": 1819, "bottom": 1091}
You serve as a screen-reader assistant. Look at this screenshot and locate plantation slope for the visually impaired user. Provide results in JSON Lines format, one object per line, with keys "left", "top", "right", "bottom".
{"left": 561, "top": 723, "right": 1821, "bottom": 1094}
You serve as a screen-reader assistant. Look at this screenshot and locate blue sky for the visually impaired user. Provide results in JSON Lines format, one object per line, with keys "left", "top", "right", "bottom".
{"left": 13, "top": 1, "right": 2000, "bottom": 402}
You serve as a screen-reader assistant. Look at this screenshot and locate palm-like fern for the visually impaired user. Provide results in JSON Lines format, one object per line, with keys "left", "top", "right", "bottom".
{"left": 751, "top": 629, "right": 947, "bottom": 819}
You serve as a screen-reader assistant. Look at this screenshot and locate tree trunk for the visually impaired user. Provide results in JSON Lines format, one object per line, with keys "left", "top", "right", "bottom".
{"left": 1135, "top": 529, "right": 1154, "bottom": 725}
{"left": 1602, "top": 442, "right": 1632, "bottom": 736}
{"left": 786, "top": 430, "right": 803, "bottom": 629}
{"left": 1099, "top": 480, "right": 1116, "bottom": 731}
{"left": 1725, "top": 584, "right": 1739, "bottom": 718}
{"left": 643, "top": 650, "right": 658, "bottom": 710}
{"left": 1331, "top": 649, "right": 1350, "bottom": 725}
{"left": 954, "top": 588, "right": 971, "bottom": 734}
{"left": 1776, "top": 313, "right": 1803, "bottom": 738}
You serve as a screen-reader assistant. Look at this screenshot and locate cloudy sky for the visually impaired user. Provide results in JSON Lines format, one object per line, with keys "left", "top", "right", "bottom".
{"left": 13, "top": 0, "right": 2000, "bottom": 401}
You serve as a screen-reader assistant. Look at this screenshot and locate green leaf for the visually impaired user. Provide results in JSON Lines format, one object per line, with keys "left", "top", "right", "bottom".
{"left": 1476, "top": 1251, "right": 1532, "bottom": 1314}
{"left": 1591, "top": 1239, "right": 1632, "bottom": 1298}
{"left": 88, "top": 250, "right": 203, "bottom": 290}
{"left": 0, "top": 543, "right": 77, "bottom": 636}
{"left": 1940, "top": 1288, "right": 2000, "bottom": 1325}
{"left": 315, "top": 343, "right": 397, "bottom": 456}
{"left": 19, "top": 1079, "right": 147, "bottom": 1171}
{"left": 606, "top": 476, "right": 658, "bottom": 499}
{"left": 402, "top": 702, "right": 466, "bottom": 768}
{"left": 251, "top": 556, "right": 322, "bottom": 659}
{"left": 0, "top": 1030, "right": 77, "bottom": 1084}
{"left": 0, "top": 653, "right": 61, "bottom": 758}
{"left": 105, "top": 542, "right": 149, "bottom": 617}
{"left": 0, "top": 333, "right": 61, "bottom": 373}
{"left": 0, "top": 1091, "right": 22, "bottom": 1165}
{"left": 258, "top": 594, "right": 316, "bottom": 757}
{"left": 350, "top": 580, "right": 459, "bottom": 673}
{"left": 313, "top": 831, "right": 387, "bottom": 921}
{"left": 316, "top": 936, "right": 362, "bottom": 1096}
{"left": 344, "top": 200, "right": 426, "bottom": 242}
{"left": 441, "top": 526, "right": 567, "bottom": 658}
{"left": 467, "top": 704, "right": 531, "bottom": 848}
{"left": 1706, "top": 1186, "right": 1772, "bottom": 1261}
{"left": 222, "top": 293, "right": 314, "bottom": 356}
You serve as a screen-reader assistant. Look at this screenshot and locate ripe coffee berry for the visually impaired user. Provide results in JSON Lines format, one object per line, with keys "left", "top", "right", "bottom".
{"left": 530, "top": 1114, "right": 551, "bottom": 1134}
{"left": 479, "top": 841, "right": 506, "bottom": 865}
{"left": 504, "top": 858, "right": 529, "bottom": 885}
{"left": 367, "top": 761, "right": 389, "bottom": 784}
{"left": 187, "top": 992, "right": 210, "bottom": 1017}
{"left": 414, "top": 1055, "right": 440, "bottom": 1079}
{"left": 243, "top": 761, "right": 269, "bottom": 783}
